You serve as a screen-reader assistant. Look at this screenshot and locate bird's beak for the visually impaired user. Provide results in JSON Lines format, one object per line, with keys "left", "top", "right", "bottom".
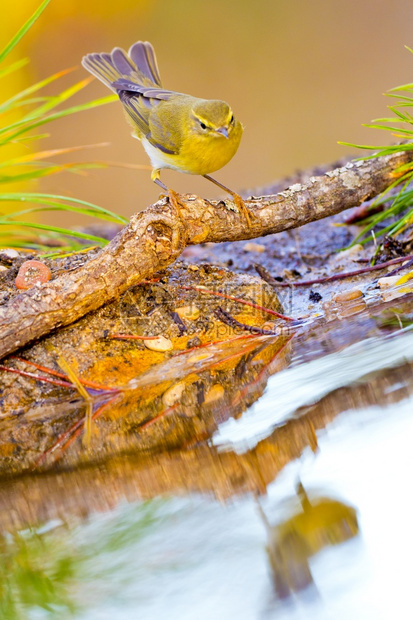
{"left": 216, "top": 127, "right": 229, "bottom": 138}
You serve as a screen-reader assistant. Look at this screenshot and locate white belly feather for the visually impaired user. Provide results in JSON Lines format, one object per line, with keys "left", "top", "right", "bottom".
{"left": 141, "top": 137, "right": 182, "bottom": 172}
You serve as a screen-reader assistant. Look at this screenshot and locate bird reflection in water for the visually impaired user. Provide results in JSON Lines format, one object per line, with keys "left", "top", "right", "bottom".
{"left": 258, "top": 482, "right": 359, "bottom": 600}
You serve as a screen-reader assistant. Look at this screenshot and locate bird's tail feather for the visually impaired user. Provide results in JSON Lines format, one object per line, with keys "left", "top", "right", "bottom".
{"left": 82, "top": 41, "right": 162, "bottom": 91}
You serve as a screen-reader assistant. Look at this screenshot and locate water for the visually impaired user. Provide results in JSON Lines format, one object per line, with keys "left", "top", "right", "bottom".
{"left": 2, "top": 300, "right": 413, "bottom": 619}
{"left": 71, "top": 396, "right": 413, "bottom": 620}
{"left": 214, "top": 326, "right": 413, "bottom": 451}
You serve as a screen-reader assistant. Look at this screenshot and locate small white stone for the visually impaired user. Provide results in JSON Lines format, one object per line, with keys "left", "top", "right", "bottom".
{"left": 378, "top": 273, "right": 413, "bottom": 302}
{"left": 243, "top": 242, "right": 265, "bottom": 253}
{"left": 0, "top": 249, "right": 19, "bottom": 259}
{"left": 144, "top": 335, "right": 173, "bottom": 352}
{"left": 162, "top": 382, "right": 186, "bottom": 407}
{"left": 175, "top": 305, "right": 200, "bottom": 321}
{"left": 377, "top": 275, "right": 401, "bottom": 289}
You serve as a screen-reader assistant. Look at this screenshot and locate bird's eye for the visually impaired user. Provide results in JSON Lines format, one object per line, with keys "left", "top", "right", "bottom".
{"left": 199, "top": 121, "right": 207, "bottom": 130}
{"left": 230, "top": 115, "right": 234, "bottom": 124}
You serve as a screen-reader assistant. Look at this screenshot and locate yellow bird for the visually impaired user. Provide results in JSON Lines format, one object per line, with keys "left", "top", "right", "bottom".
{"left": 82, "top": 41, "right": 251, "bottom": 224}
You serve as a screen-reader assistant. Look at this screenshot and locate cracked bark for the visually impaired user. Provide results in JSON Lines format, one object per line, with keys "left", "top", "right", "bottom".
{"left": 0, "top": 149, "right": 411, "bottom": 360}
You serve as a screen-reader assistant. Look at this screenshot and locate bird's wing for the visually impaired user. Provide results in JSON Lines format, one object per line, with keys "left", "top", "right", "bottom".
{"left": 113, "top": 79, "right": 177, "bottom": 101}
{"left": 83, "top": 41, "right": 182, "bottom": 154}
{"left": 118, "top": 90, "right": 181, "bottom": 154}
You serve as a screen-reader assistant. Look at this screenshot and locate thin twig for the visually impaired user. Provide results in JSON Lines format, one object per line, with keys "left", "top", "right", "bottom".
{"left": 179, "top": 284, "right": 295, "bottom": 321}
{"left": 384, "top": 257, "right": 413, "bottom": 278}
{"left": 137, "top": 403, "right": 180, "bottom": 431}
{"left": 0, "top": 364, "right": 75, "bottom": 389}
{"left": 10, "top": 355, "right": 118, "bottom": 392}
{"left": 172, "top": 334, "right": 253, "bottom": 356}
{"left": 255, "top": 254, "right": 413, "bottom": 288}
{"left": 214, "top": 307, "right": 281, "bottom": 335}
{"left": 231, "top": 333, "right": 296, "bottom": 408}
{"left": 207, "top": 338, "right": 268, "bottom": 370}
{"left": 34, "top": 393, "right": 120, "bottom": 468}
{"left": 169, "top": 311, "right": 187, "bottom": 335}
{"left": 108, "top": 333, "right": 163, "bottom": 341}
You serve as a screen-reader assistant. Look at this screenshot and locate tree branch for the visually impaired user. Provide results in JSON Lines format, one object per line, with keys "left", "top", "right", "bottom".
{"left": 0, "top": 149, "right": 411, "bottom": 360}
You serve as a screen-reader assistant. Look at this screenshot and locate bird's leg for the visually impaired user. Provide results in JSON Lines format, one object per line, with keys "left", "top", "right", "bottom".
{"left": 203, "top": 174, "right": 253, "bottom": 228}
{"left": 152, "top": 169, "right": 184, "bottom": 219}
{"left": 152, "top": 169, "right": 168, "bottom": 193}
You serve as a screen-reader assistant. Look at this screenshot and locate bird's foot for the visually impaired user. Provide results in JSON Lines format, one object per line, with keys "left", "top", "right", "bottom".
{"left": 167, "top": 188, "right": 186, "bottom": 220}
{"left": 230, "top": 193, "right": 254, "bottom": 229}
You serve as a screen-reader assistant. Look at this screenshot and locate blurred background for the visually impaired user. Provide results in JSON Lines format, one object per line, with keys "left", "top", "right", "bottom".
{"left": 3, "top": 0, "right": 413, "bottom": 221}
{"left": 2, "top": 5, "right": 413, "bottom": 616}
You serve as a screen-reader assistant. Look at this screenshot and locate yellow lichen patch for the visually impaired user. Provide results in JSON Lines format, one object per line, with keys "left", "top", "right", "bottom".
{"left": 168, "top": 334, "right": 195, "bottom": 352}
{"left": 0, "top": 443, "right": 16, "bottom": 457}
{"left": 197, "top": 312, "right": 263, "bottom": 342}
{"left": 82, "top": 348, "right": 167, "bottom": 389}
{"left": 204, "top": 383, "right": 225, "bottom": 404}
{"left": 116, "top": 381, "right": 171, "bottom": 418}
{"left": 234, "top": 311, "right": 269, "bottom": 323}
{"left": 204, "top": 338, "right": 266, "bottom": 374}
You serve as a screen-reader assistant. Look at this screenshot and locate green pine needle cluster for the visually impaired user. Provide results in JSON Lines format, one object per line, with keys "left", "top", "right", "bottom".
{"left": 341, "top": 46, "right": 413, "bottom": 250}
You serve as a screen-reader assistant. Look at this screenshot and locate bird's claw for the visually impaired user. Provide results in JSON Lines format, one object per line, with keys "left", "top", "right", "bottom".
{"left": 231, "top": 193, "right": 254, "bottom": 228}
{"left": 167, "top": 188, "right": 186, "bottom": 219}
